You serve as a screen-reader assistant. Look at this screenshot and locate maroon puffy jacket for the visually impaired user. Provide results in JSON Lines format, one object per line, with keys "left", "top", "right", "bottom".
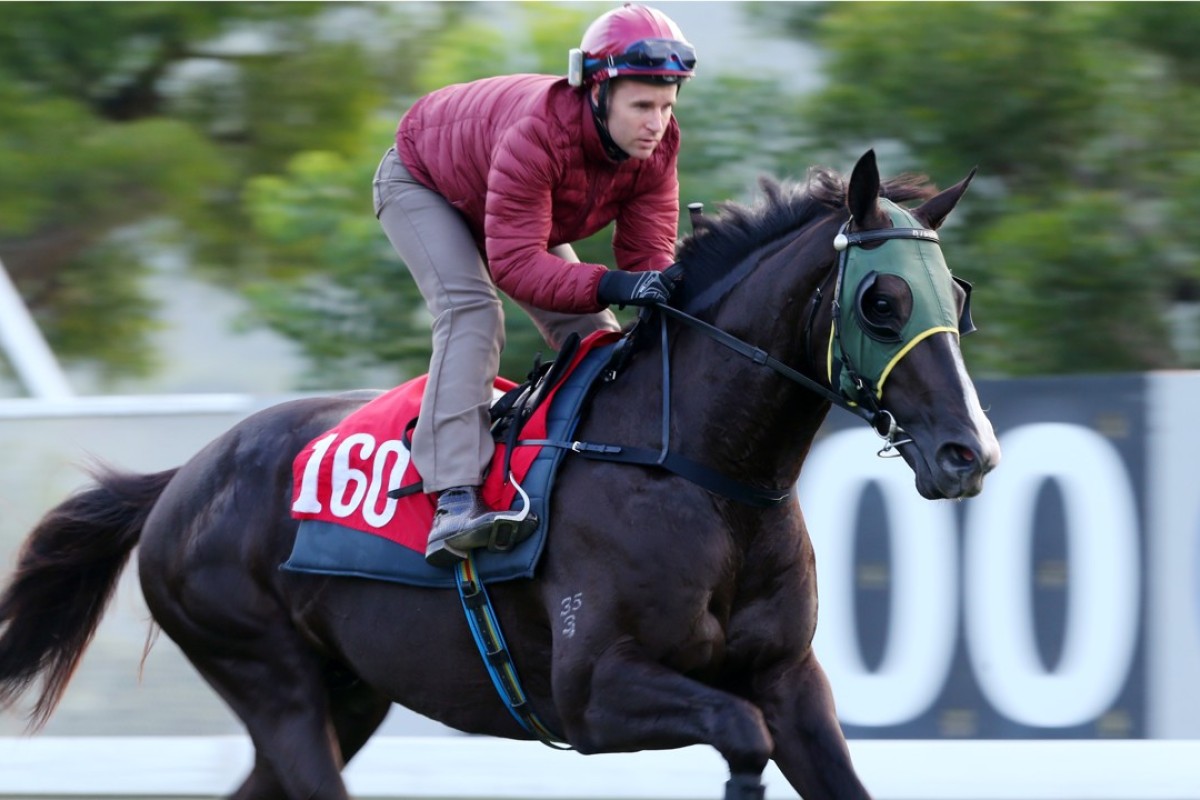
{"left": 395, "top": 74, "right": 680, "bottom": 313}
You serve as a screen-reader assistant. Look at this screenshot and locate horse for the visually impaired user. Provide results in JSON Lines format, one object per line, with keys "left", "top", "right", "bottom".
{"left": 0, "top": 150, "right": 999, "bottom": 800}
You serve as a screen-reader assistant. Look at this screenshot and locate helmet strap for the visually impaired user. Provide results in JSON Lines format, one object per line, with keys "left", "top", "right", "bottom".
{"left": 589, "top": 81, "right": 629, "bottom": 163}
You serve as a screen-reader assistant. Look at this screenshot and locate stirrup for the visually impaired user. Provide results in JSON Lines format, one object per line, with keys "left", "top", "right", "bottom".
{"left": 482, "top": 477, "right": 539, "bottom": 553}
{"left": 424, "top": 477, "right": 540, "bottom": 568}
{"left": 425, "top": 513, "right": 539, "bottom": 568}
{"left": 487, "top": 513, "right": 539, "bottom": 551}
{"left": 436, "top": 510, "right": 539, "bottom": 554}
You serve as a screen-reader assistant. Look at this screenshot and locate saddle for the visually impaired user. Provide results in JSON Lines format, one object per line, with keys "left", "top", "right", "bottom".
{"left": 282, "top": 329, "right": 624, "bottom": 589}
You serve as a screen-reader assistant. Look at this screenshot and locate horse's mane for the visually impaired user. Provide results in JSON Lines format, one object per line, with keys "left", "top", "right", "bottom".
{"left": 672, "top": 168, "right": 937, "bottom": 314}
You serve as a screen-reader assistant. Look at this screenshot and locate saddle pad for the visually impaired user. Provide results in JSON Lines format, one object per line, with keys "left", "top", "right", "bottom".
{"left": 282, "top": 330, "right": 622, "bottom": 588}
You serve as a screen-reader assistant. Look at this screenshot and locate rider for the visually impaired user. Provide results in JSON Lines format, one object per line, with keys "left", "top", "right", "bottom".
{"left": 373, "top": 4, "right": 697, "bottom": 567}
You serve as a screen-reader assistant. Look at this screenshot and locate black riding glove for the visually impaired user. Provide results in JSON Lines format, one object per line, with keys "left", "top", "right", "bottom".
{"left": 596, "top": 269, "right": 676, "bottom": 309}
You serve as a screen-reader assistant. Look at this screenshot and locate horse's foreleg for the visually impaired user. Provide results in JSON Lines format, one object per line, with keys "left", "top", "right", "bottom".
{"left": 757, "top": 652, "right": 872, "bottom": 800}
{"left": 559, "top": 639, "right": 773, "bottom": 781}
{"left": 229, "top": 755, "right": 288, "bottom": 800}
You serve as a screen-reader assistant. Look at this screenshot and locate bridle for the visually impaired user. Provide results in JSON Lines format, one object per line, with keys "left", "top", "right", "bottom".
{"left": 658, "top": 206, "right": 969, "bottom": 457}
{"left": 537, "top": 205, "right": 973, "bottom": 508}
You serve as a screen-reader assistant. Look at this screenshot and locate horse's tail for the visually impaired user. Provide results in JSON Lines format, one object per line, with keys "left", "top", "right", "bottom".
{"left": 0, "top": 465, "right": 178, "bottom": 731}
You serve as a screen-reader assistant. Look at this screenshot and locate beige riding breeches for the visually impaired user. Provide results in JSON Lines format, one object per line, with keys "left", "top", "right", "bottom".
{"left": 373, "top": 147, "right": 619, "bottom": 492}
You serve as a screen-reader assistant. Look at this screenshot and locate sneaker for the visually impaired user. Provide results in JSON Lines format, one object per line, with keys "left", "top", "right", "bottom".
{"left": 424, "top": 486, "right": 538, "bottom": 568}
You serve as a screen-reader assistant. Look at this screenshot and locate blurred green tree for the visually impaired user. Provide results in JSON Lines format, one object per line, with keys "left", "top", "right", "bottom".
{"left": 0, "top": 1, "right": 446, "bottom": 383}
{"left": 970, "top": 192, "right": 1171, "bottom": 374}
{"left": 12, "top": 1, "right": 1197, "bottom": 385}
{"left": 755, "top": 1, "right": 1200, "bottom": 374}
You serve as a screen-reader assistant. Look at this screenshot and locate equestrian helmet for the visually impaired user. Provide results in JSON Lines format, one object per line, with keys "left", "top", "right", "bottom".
{"left": 573, "top": 4, "right": 697, "bottom": 86}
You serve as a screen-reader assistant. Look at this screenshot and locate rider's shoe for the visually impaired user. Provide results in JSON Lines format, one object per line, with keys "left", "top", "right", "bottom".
{"left": 425, "top": 486, "right": 537, "bottom": 568}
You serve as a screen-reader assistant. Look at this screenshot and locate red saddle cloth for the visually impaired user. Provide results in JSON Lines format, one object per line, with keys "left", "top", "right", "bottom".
{"left": 289, "top": 331, "right": 618, "bottom": 554}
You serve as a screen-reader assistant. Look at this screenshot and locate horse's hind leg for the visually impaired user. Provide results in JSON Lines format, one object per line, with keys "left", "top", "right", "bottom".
{"left": 326, "top": 667, "right": 395, "bottom": 764}
{"left": 223, "top": 670, "right": 392, "bottom": 800}
{"left": 186, "top": 638, "right": 346, "bottom": 799}
{"left": 145, "top": 560, "right": 390, "bottom": 800}
{"left": 179, "top": 626, "right": 391, "bottom": 800}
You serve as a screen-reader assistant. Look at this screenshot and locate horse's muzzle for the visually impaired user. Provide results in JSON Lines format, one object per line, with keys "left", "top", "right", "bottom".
{"left": 929, "top": 437, "right": 999, "bottom": 499}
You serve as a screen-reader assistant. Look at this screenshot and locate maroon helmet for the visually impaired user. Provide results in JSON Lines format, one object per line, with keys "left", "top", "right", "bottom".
{"left": 571, "top": 4, "right": 696, "bottom": 86}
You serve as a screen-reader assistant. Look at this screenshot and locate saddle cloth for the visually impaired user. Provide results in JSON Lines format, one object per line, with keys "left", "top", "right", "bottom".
{"left": 281, "top": 330, "right": 622, "bottom": 588}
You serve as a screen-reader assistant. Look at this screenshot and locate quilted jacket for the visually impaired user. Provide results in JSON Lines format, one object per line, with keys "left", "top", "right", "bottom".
{"left": 395, "top": 74, "right": 680, "bottom": 313}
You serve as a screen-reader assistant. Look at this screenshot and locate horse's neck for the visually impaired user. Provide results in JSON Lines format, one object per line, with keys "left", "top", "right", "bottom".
{"left": 583, "top": 220, "right": 839, "bottom": 491}
{"left": 669, "top": 227, "right": 840, "bottom": 488}
{"left": 587, "top": 310, "right": 830, "bottom": 494}
{"left": 666, "top": 327, "right": 831, "bottom": 488}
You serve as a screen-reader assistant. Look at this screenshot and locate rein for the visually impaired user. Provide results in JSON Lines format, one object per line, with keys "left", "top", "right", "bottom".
{"left": 656, "top": 303, "right": 875, "bottom": 426}
{"left": 654, "top": 302, "right": 910, "bottom": 475}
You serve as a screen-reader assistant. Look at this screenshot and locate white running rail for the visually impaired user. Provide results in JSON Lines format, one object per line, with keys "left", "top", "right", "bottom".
{"left": 2, "top": 736, "right": 1199, "bottom": 799}
{"left": 0, "top": 256, "right": 73, "bottom": 400}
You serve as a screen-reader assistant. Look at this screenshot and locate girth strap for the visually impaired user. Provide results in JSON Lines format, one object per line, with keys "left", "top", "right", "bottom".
{"left": 454, "top": 553, "right": 570, "bottom": 749}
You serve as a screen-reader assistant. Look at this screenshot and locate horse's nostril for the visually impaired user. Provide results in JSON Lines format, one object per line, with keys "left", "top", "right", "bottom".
{"left": 939, "top": 443, "right": 980, "bottom": 474}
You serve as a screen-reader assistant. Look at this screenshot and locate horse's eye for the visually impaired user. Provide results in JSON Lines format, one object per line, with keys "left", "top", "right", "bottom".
{"left": 852, "top": 271, "right": 908, "bottom": 342}
{"left": 863, "top": 291, "right": 895, "bottom": 323}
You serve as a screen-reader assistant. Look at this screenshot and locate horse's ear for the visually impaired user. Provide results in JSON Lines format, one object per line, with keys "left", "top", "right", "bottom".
{"left": 913, "top": 167, "right": 977, "bottom": 231}
{"left": 847, "top": 149, "right": 881, "bottom": 224}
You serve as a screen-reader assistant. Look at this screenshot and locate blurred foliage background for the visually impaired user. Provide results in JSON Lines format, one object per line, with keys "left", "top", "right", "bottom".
{"left": 1, "top": 1, "right": 1198, "bottom": 390}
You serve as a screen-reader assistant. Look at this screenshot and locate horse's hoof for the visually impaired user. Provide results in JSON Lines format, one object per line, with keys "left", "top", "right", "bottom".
{"left": 724, "top": 773, "right": 765, "bottom": 800}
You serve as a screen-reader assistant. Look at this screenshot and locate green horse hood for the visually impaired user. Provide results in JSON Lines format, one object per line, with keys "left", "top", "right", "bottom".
{"left": 827, "top": 198, "right": 966, "bottom": 405}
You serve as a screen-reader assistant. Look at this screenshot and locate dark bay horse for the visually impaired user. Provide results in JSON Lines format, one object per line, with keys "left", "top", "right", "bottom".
{"left": 0, "top": 151, "right": 999, "bottom": 800}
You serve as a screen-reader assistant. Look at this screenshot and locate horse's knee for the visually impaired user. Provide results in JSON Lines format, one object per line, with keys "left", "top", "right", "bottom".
{"left": 563, "top": 644, "right": 773, "bottom": 771}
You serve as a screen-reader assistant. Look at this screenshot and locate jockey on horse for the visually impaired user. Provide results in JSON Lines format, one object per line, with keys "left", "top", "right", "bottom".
{"left": 373, "top": 4, "right": 695, "bottom": 567}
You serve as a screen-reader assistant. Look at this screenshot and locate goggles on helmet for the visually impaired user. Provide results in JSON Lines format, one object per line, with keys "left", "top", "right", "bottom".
{"left": 587, "top": 38, "right": 696, "bottom": 76}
